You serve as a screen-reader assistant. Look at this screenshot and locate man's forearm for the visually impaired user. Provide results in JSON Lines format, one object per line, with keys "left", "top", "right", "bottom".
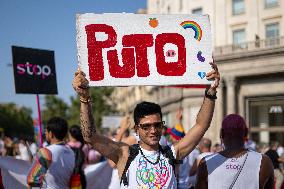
{"left": 80, "top": 102, "right": 96, "bottom": 143}
{"left": 196, "top": 97, "right": 215, "bottom": 129}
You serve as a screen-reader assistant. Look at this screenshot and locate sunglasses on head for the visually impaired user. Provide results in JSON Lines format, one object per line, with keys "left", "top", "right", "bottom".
{"left": 137, "top": 121, "right": 165, "bottom": 131}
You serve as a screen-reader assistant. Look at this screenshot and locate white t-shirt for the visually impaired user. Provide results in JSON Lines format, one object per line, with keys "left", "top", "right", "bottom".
{"left": 44, "top": 144, "right": 75, "bottom": 189}
{"left": 0, "top": 139, "right": 4, "bottom": 154}
{"left": 29, "top": 143, "right": 38, "bottom": 156}
{"left": 197, "top": 152, "right": 213, "bottom": 163}
{"left": 121, "top": 145, "right": 177, "bottom": 189}
{"left": 178, "top": 148, "right": 200, "bottom": 189}
{"left": 18, "top": 143, "right": 30, "bottom": 161}
{"left": 108, "top": 169, "right": 121, "bottom": 189}
{"left": 205, "top": 150, "right": 262, "bottom": 189}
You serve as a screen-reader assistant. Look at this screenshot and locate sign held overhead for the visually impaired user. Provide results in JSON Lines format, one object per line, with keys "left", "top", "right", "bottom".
{"left": 12, "top": 46, "right": 58, "bottom": 94}
{"left": 76, "top": 13, "right": 213, "bottom": 86}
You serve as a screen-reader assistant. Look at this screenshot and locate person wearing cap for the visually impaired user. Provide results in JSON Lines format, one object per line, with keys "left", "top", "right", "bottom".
{"left": 168, "top": 123, "right": 185, "bottom": 142}
{"left": 196, "top": 114, "right": 274, "bottom": 189}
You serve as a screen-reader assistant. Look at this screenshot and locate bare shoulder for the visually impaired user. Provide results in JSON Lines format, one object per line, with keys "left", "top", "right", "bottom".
{"left": 259, "top": 154, "right": 274, "bottom": 189}
{"left": 196, "top": 158, "right": 208, "bottom": 189}
{"left": 260, "top": 154, "right": 273, "bottom": 171}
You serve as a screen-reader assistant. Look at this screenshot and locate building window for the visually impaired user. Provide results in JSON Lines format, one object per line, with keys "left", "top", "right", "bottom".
{"left": 192, "top": 8, "right": 202, "bottom": 15}
{"left": 248, "top": 97, "right": 284, "bottom": 145}
{"left": 233, "top": 29, "right": 246, "bottom": 49}
{"left": 266, "top": 23, "right": 279, "bottom": 38}
{"left": 232, "top": 0, "right": 245, "bottom": 15}
{"left": 266, "top": 23, "right": 279, "bottom": 46}
{"left": 264, "top": 0, "right": 278, "bottom": 8}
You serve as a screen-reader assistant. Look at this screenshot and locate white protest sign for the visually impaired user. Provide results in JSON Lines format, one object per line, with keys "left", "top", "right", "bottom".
{"left": 76, "top": 13, "right": 213, "bottom": 86}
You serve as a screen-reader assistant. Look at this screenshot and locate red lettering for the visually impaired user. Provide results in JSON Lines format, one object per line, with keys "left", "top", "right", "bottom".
{"left": 155, "top": 33, "right": 186, "bottom": 76}
{"left": 107, "top": 48, "right": 135, "bottom": 78}
{"left": 123, "top": 34, "right": 154, "bottom": 77}
{"left": 85, "top": 24, "right": 117, "bottom": 81}
{"left": 85, "top": 25, "right": 187, "bottom": 80}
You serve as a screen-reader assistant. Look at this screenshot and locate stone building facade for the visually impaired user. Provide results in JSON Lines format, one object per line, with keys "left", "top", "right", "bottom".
{"left": 112, "top": 0, "right": 284, "bottom": 144}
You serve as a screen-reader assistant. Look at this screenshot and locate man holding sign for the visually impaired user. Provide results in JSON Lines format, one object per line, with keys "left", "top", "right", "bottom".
{"left": 73, "top": 13, "right": 219, "bottom": 188}
{"left": 73, "top": 63, "right": 219, "bottom": 189}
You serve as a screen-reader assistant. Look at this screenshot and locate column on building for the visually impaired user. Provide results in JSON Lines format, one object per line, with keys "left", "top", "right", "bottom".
{"left": 214, "top": 79, "right": 224, "bottom": 142}
{"left": 225, "top": 76, "right": 236, "bottom": 114}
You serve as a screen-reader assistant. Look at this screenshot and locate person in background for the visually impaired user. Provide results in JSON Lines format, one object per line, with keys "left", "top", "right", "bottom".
{"left": 28, "top": 137, "right": 38, "bottom": 157}
{"left": 18, "top": 138, "right": 30, "bottom": 161}
{"left": 211, "top": 143, "right": 223, "bottom": 153}
{"left": 67, "top": 125, "right": 89, "bottom": 165}
{"left": 244, "top": 137, "right": 256, "bottom": 151}
{"left": 3, "top": 136, "right": 14, "bottom": 156}
{"left": 159, "top": 125, "right": 170, "bottom": 146}
{"left": 196, "top": 114, "right": 274, "bottom": 189}
{"left": 167, "top": 115, "right": 188, "bottom": 189}
{"left": 67, "top": 125, "right": 89, "bottom": 189}
{"left": 265, "top": 141, "right": 284, "bottom": 189}
{"left": 190, "top": 138, "right": 213, "bottom": 179}
{"left": 187, "top": 147, "right": 200, "bottom": 189}
{"left": 0, "top": 136, "right": 4, "bottom": 156}
{"left": 27, "top": 117, "right": 75, "bottom": 189}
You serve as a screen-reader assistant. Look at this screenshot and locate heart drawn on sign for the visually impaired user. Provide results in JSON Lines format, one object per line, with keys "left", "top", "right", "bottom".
{"left": 198, "top": 72, "right": 206, "bottom": 79}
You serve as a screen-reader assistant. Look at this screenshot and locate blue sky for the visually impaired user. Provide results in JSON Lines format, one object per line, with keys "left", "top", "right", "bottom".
{"left": 0, "top": 0, "right": 146, "bottom": 118}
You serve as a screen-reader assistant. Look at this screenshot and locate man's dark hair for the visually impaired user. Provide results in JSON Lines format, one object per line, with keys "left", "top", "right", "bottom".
{"left": 133, "top": 101, "right": 162, "bottom": 125}
{"left": 69, "top": 125, "right": 84, "bottom": 144}
{"left": 269, "top": 141, "right": 279, "bottom": 149}
{"left": 46, "top": 117, "right": 68, "bottom": 140}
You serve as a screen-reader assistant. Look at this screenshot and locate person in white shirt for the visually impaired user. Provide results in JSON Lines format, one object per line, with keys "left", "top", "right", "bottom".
{"left": 27, "top": 117, "right": 75, "bottom": 189}
{"left": 0, "top": 137, "right": 4, "bottom": 156}
{"left": 196, "top": 114, "right": 274, "bottom": 189}
{"left": 190, "top": 138, "right": 213, "bottom": 176}
{"left": 72, "top": 62, "right": 220, "bottom": 189}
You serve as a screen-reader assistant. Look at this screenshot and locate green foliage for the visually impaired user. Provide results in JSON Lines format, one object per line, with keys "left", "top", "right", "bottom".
{"left": 0, "top": 103, "right": 34, "bottom": 138}
{"left": 42, "top": 87, "right": 116, "bottom": 129}
{"left": 68, "top": 96, "right": 81, "bottom": 126}
{"left": 41, "top": 95, "right": 69, "bottom": 125}
{"left": 0, "top": 88, "right": 117, "bottom": 138}
{"left": 67, "top": 87, "right": 116, "bottom": 129}
{"left": 89, "top": 87, "right": 116, "bottom": 129}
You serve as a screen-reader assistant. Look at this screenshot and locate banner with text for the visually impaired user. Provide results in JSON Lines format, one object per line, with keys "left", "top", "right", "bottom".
{"left": 76, "top": 13, "right": 213, "bottom": 86}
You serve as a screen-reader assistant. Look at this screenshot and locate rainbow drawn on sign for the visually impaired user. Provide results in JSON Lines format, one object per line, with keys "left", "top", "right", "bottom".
{"left": 180, "top": 20, "right": 202, "bottom": 41}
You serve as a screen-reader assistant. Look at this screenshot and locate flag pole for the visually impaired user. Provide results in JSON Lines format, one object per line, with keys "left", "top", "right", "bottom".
{"left": 36, "top": 94, "right": 43, "bottom": 147}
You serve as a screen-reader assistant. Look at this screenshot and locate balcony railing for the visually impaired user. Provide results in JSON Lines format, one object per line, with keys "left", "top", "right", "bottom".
{"left": 214, "top": 36, "right": 284, "bottom": 56}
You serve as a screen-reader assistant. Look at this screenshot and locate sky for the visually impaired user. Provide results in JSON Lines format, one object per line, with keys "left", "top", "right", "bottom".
{"left": 0, "top": 0, "right": 146, "bottom": 118}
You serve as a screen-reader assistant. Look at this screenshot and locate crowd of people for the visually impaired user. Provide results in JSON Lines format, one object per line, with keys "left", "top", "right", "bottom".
{"left": 1, "top": 115, "right": 284, "bottom": 189}
{"left": 0, "top": 62, "right": 283, "bottom": 189}
{"left": 0, "top": 127, "right": 103, "bottom": 166}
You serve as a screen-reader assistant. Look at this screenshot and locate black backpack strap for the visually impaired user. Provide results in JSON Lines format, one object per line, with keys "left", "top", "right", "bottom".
{"left": 120, "top": 144, "right": 140, "bottom": 186}
{"left": 159, "top": 145, "right": 183, "bottom": 178}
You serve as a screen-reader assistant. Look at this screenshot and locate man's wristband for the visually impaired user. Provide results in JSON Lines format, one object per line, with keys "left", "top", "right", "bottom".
{"left": 205, "top": 88, "right": 217, "bottom": 100}
{"left": 80, "top": 96, "right": 92, "bottom": 104}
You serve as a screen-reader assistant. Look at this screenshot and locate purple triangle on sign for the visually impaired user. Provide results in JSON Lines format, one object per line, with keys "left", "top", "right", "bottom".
{"left": 198, "top": 72, "right": 206, "bottom": 79}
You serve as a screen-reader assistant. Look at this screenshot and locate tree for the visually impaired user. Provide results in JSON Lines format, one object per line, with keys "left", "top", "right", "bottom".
{"left": 68, "top": 95, "right": 81, "bottom": 126}
{"left": 41, "top": 95, "right": 69, "bottom": 125}
{"left": 0, "top": 103, "right": 34, "bottom": 138}
{"left": 68, "top": 87, "right": 116, "bottom": 129}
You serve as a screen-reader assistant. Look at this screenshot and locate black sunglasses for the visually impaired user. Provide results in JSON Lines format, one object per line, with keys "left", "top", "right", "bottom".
{"left": 137, "top": 121, "right": 165, "bottom": 131}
